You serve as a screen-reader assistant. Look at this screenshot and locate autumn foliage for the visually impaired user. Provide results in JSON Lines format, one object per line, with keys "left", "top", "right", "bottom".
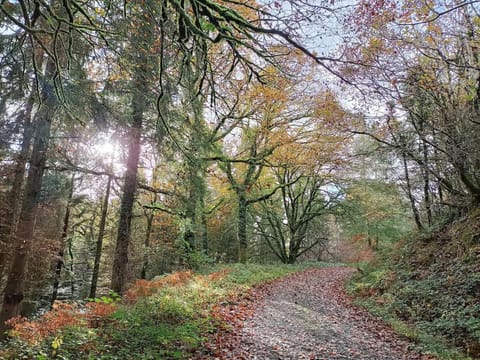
{"left": 5, "top": 301, "right": 115, "bottom": 344}
{"left": 123, "top": 270, "right": 194, "bottom": 303}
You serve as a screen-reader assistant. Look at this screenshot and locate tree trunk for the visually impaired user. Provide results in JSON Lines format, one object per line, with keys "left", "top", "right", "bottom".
{"left": 111, "top": 89, "right": 144, "bottom": 294}
{"left": 140, "top": 214, "right": 153, "bottom": 280}
{"left": 0, "top": 81, "right": 56, "bottom": 337}
{"left": 458, "top": 166, "right": 480, "bottom": 207}
{"left": 196, "top": 176, "right": 208, "bottom": 255}
{"left": 183, "top": 168, "right": 207, "bottom": 253}
{"left": 0, "top": 96, "right": 34, "bottom": 279}
{"left": 287, "top": 256, "right": 296, "bottom": 264}
{"left": 89, "top": 174, "right": 112, "bottom": 298}
{"left": 238, "top": 194, "right": 248, "bottom": 263}
{"left": 201, "top": 205, "right": 208, "bottom": 255}
{"left": 422, "top": 140, "right": 432, "bottom": 226}
{"left": 51, "top": 174, "right": 75, "bottom": 308}
{"left": 402, "top": 153, "right": 423, "bottom": 230}
{"left": 67, "top": 237, "right": 75, "bottom": 298}
{"left": 184, "top": 196, "right": 196, "bottom": 252}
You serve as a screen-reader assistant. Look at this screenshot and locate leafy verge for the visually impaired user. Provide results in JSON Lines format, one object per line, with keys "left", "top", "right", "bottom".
{"left": 349, "top": 211, "right": 480, "bottom": 360}
{"left": 0, "top": 263, "right": 328, "bottom": 359}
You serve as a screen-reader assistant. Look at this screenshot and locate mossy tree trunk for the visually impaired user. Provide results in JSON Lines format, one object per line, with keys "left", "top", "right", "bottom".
{"left": 111, "top": 87, "right": 145, "bottom": 294}
{"left": 90, "top": 174, "right": 112, "bottom": 298}
{"left": 0, "top": 70, "right": 56, "bottom": 336}
{"left": 51, "top": 173, "right": 75, "bottom": 307}
{"left": 0, "top": 95, "right": 34, "bottom": 280}
{"left": 238, "top": 193, "right": 248, "bottom": 264}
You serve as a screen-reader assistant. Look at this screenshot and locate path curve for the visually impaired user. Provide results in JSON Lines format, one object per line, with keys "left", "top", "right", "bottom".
{"left": 202, "top": 267, "right": 434, "bottom": 360}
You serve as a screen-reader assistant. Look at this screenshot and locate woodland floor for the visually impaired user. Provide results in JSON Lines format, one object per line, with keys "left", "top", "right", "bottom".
{"left": 199, "top": 267, "right": 435, "bottom": 360}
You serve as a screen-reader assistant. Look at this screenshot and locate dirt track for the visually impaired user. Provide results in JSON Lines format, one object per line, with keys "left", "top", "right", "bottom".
{"left": 202, "top": 267, "right": 434, "bottom": 360}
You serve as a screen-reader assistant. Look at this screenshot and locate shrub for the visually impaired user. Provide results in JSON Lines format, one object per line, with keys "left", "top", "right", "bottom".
{"left": 7, "top": 303, "right": 83, "bottom": 344}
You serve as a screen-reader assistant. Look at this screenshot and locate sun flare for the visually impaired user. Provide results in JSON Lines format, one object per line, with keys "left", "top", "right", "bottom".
{"left": 94, "top": 141, "right": 116, "bottom": 155}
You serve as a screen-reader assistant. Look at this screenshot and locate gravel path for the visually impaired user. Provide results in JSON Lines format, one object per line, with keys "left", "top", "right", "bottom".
{"left": 202, "top": 267, "right": 434, "bottom": 360}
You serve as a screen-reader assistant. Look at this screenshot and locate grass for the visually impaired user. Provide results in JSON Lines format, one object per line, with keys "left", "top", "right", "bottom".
{"left": 0, "top": 262, "right": 333, "bottom": 360}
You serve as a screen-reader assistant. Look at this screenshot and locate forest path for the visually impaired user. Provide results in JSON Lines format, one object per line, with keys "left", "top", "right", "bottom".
{"left": 202, "top": 267, "right": 434, "bottom": 360}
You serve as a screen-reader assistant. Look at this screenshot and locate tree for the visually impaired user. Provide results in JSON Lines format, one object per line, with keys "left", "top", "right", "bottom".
{"left": 214, "top": 68, "right": 299, "bottom": 262}
{"left": 0, "top": 28, "right": 43, "bottom": 279}
{"left": 252, "top": 89, "right": 351, "bottom": 263}
{"left": 0, "top": 58, "right": 58, "bottom": 337}
{"left": 341, "top": 0, "right": 480, "bottom": 221}
{"left": 0, "top": 90, "right": 35, "bottom": 280}
{"left": 0, "top": 60, "right": 110, "bottom": 335}
{"left": 89, "top": 171, "right": 112, "bottom": 298}
{"left": 254, "top": 168, "right": 333, "bottom": 264}
{"left": 110, "top": 28, "right": 149, "bottom": 294}
{"left": 339, "top": 180, "right": 413, "bottom": 248}
{"left": 50, "top": 173, "right": 75, "bottom": 307}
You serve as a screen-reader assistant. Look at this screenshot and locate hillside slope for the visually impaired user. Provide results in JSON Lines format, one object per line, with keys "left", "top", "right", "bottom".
{"left": 350, "top": 210, "right": 480, "bottom": 359}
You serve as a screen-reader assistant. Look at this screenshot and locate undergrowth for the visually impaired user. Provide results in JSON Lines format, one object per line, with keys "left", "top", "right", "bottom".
{"left": 0, "top": 262, "right": 330, "bottom": 359}
{"left": 349, "top": 211, "right": 480, "bottom": 360}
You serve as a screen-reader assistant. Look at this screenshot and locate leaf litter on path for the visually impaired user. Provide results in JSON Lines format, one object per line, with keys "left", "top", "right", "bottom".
{"left": 196, "top": 267, "right": 435, "bottom": 360}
